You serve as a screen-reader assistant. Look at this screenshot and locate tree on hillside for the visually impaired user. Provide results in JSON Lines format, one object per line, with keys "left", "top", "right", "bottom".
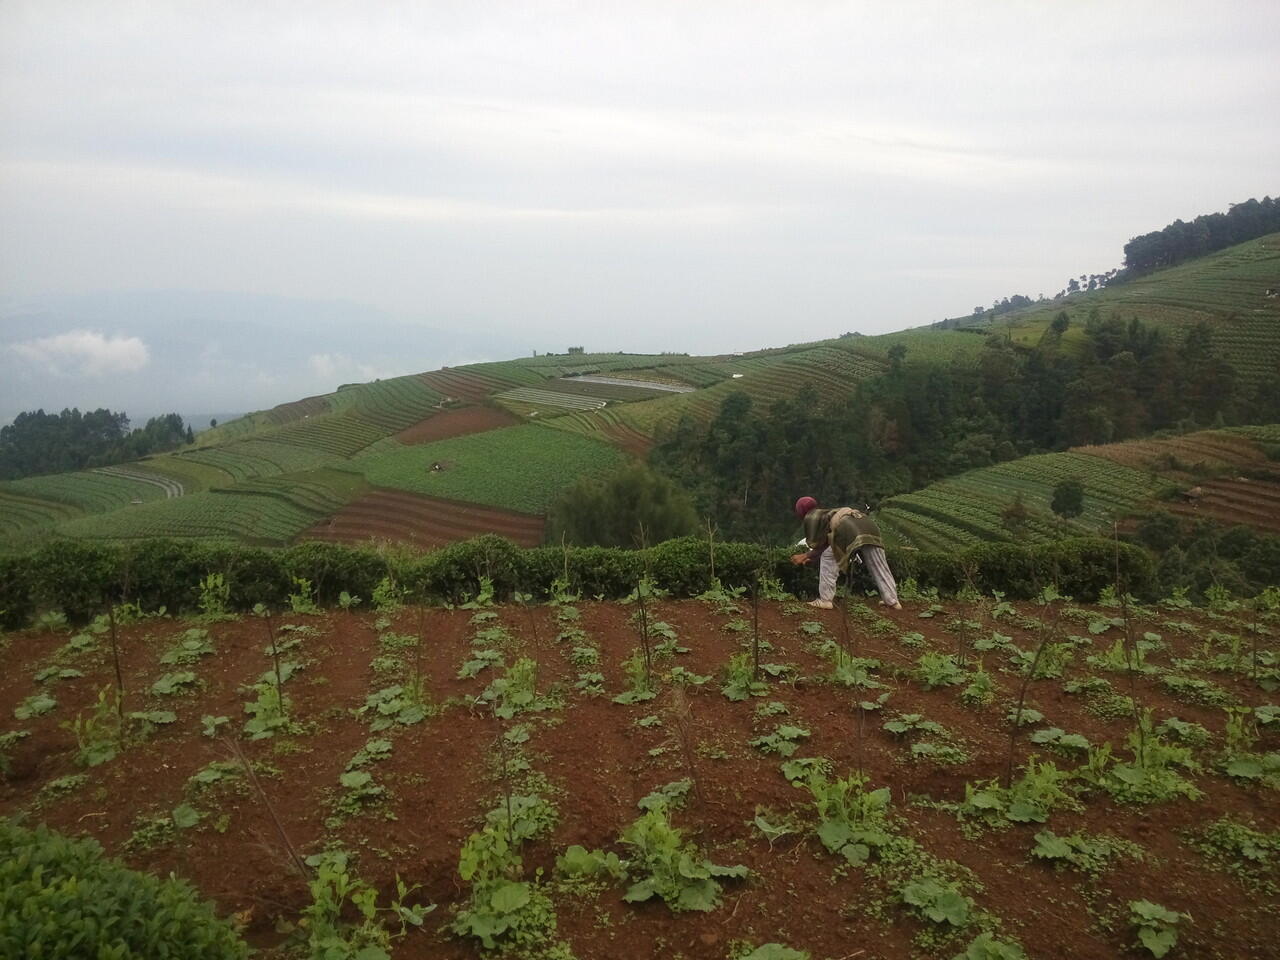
{"left": 546, "top": 462, "right": 700, "bottom": 548}
{"left": 0, "top": 408, "right": 192, "bottom": 480}
{"left": 1122, "top": 196, "right": 1280, "bottom": 276}
{"left": 1050, "top": 478, "right": 1084, "bottom": 520}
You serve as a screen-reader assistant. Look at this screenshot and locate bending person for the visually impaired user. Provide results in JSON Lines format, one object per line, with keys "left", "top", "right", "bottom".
{"left": 789, "top": 495, "right": 901, "bottom": 610}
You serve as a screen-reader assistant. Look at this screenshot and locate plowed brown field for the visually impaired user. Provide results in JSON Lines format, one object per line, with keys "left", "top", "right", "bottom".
{"left": 1165, "top": 475, "right": 1280, "bottom": 533}
{"left": 300, "top": 488, "right": 544, "bottom": 547}
{"left": 2, "top": 597, "right": 1277, "bottom": 959}
{"left": 395, "top": 406, "right": 521, "bottom": 445}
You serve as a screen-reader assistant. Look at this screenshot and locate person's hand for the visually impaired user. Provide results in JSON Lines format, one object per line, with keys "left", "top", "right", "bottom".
{"left": 790, "top": 553, "right": 809, "bottom": 566}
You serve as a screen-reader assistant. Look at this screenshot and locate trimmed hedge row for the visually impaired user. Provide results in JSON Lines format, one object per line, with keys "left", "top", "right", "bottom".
{"left": 0, "top": 535, "right": 1156, "bottom": 628}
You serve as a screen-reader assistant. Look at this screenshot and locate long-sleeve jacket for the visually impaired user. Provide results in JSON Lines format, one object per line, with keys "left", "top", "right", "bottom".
{"left": 802, "top": 507, "right": 884, "bottom": 571}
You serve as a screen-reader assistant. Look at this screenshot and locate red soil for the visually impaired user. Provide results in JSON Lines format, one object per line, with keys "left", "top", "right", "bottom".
{"left": 299, "top": 489, "right": 544, "bottom": 548}
{"left": 394, "top": 406, "right": 521, "bottom": 445}
{"left": 2, "top": 598, "right": 1277, "bottom": 960}
{"left": 1165, "top": 476, "right": 1280, "bottom": 534}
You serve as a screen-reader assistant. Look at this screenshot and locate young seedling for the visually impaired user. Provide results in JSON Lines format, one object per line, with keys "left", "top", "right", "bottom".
{"left": 1114, "top": 523, "right": 1147, "bottom": 764}
{"left": 263, "top": 608, "right": 288, "bottom": 723}
{"left": 1004, "top": 585, "right": 1063, "bottom": 789}
{"left": 105, "top": 600, "right": 126, "bottom": 751}
{"left": 636, "top": 576, "right": 654, "bottom": 694}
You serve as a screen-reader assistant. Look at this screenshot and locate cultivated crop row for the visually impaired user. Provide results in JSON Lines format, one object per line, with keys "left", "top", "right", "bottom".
{"left": 347, "top": 424, "right": 628, "bottom": 514}
{"left": 53, "top": 487, "right": 331, "bottom": 544}
{"left": 4, "top": 581, "right": 1275, "bottom": 959}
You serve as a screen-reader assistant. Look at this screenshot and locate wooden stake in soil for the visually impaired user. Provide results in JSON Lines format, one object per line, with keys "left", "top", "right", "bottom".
{"left": 414, "top": 607, "right": 427, "bottom": 707}
{"left": 263, "top": 609, "right": 288, "bottom": 722}
{"left": 707, "top": 518, "right": 717, "bottom": 583}
{"left": 636, "top": 577, "right": 654, "bottom": 693}
{"left": 493, "top": 710, "right": 516, "bottom": 846}
{"left": 105, "top": 602, "right": 126, "bottom": 750}
{"left": 669, "top": 685, "right": 706, "bottom": 809}
{"left": 223, "top": 736, "right": 310, "bottom": 884}
{"left": 1113, "top": 522, "right": 1145, "bottom": 764}
{"left": 1004, "top": 596, "right": 1059, "bottom": 790}
{"left": 750, "top": 574, "right": 761, "bottom": 682}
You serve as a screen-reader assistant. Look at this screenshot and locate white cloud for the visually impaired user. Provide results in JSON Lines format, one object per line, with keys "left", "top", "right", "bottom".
{"left": 308, "top": 351, "right": 408, "bottom": 387}
{"left": 308, "top": 352, "right": 340, "bottom": 379}
{"left": 9, "top": 329, "right": 149, "bottom": 376}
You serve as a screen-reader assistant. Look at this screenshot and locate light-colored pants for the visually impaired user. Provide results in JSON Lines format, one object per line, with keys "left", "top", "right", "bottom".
{"left": 819, "top": 545, "right": 899, "bottom": 606}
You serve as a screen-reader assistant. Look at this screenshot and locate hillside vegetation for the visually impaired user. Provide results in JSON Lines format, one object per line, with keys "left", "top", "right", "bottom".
{"left": 0, "top": 234, "right": 1277, "bottom": 556}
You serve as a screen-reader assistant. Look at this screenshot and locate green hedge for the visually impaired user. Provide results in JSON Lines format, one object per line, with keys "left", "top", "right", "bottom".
{"left": 0, "top": 534, "right": 1156, "bottom": 628}
{"left": 0, "top": 818, "right": 247, "bottom": 959}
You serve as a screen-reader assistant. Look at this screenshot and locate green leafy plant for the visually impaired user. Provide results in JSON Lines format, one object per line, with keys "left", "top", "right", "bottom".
{"left": 196, "top": 573, "right": 233, "bottom": 621}
{"left": 159, "top": 627, "right": 215, "bottom": 665}
{"left": 737, "top": 945, "right": 810, "bottom": 960}
{"left": 34, "top": 610, "right": 69, "bottom": 632}
{"left": 371, "top": 576, "right": 404, "bottom": 613}
{"left": 555, "top": 844, "right": 627, "bottom": 882}
{"left": 486, "top": 794, "right": 557, "bottom": 844}
{"left": 0, "top": 819, "right": 248, "bottom": 958}
{"left": 721, "top": 652, "right": 766, "bottom": 702}
{"left": 960, "top": 665, "right": 997, "bottom": 706}
{"left": 65, "top": 685, "right": 121, "bottom": 767}
{"left": 1185, "top": 816, "right": 1278, "bottom": 892}
{"left": 618, "top": 806, "right": 748, "bottom": 911}
{"left": 150, "top": 670, "right": 199, "bottom": 696}
{"left": 883, "top": 712, "right": 945, "bottom": 738}
{"left": 899, "top": 876, "right": 971, "bottom": 927}
{"left": 201, "top": 714, "right": 229, "bottom": 737}
{"left": 614, "top": 648, "right": 658, "bottom": 704}
{"left": 800, "top": 769, "right": 892, "bottom": 865}
{"left": 480, "top": 657, "right": 545, "bottom": 718}
{"left": 14, "top": 692, "right": 56, "bottom": 720}
{"left": 1079, "top": 712, "right": 1202, "bottom": 804}
{"left": 751, "top": 807, "right": 803, "bottom": 846}
{"left": 916, "top": 651, "right": 965, "bottom": 689}
{"left": 1155, "top": 716, "right": 1210, "bottom": 746}
{"left": 357, "top": 685, "right": 429, "bottom": 731}
{"left": 453, "top": 826, "right": 559, "bottom": 951}
{"left": 0, "top": 729, "right": 31, "bottom": 778}
{"left": 956, "top": 759, "right": 1075, "bottom": 825}
{"left": 1030, "top": 829, "right": 1138, "bottom": 876}
{"left": 242, "top": 679, "right": 292, "bottom": 740}
{"left": 459, "top": 648, "right": 503, "bottom": 679}
{"left": 301, "top": 850, "right": 432, "bottom": 960}
{"left": 1129, "top": 899, "right": 1188, "bottom": 957}
{"left": 285, "top": 577, "right": 320, "bottom": 615}
{"left": 749, "top": 724, "right": 811, "bottom": 757}
{"left": 1028, "top": 726, "right": 1091, "bottom": 755}
{"left": 337, "top": 590, "right": 362, "bottom": 611}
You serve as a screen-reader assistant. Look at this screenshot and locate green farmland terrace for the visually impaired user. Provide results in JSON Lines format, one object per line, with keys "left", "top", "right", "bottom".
{"left": 1, "top": 235, "right": 1277, "bottom": 551}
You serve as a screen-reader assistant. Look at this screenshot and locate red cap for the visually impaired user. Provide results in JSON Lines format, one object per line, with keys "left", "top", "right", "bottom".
{"left": 794, "top": 496, "right": 817, "bottom": 518}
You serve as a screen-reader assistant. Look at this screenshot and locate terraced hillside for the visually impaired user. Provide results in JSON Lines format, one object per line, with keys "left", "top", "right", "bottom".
{"left": 878, "top": 427, "right": 1280, "bottom": 551}
{"left": 3, "top": 235, "right": 1276, "bottom": 551}
{"left": 300, "top": 489, "right": 545, "bottom": 548}
{"left": 982, "top": 233, "right": 1280, "bottom": 388}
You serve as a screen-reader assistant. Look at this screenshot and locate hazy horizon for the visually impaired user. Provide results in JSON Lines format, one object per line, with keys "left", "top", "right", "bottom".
{"left": 3, "top": 1, "right": 1278, "bottom": 423}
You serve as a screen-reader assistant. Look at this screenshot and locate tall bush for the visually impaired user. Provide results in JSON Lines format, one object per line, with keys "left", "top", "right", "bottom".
{"left": 0, "top": 818, "right": 248, "bottom": 959}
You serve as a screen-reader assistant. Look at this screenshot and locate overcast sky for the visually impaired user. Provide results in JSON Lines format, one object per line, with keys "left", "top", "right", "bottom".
{"left": 2, "top": 1, "right": 1278, "bottom": 424}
